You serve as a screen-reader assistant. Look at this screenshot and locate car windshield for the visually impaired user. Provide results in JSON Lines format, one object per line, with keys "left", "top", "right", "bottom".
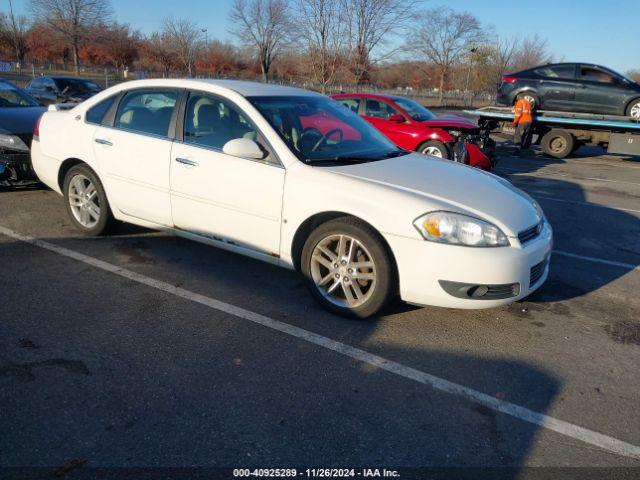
{"left": 55, "top": 78, "right": 101, "bottom": 93}
{"left": 0, "top": 82, "right": 40, "bottom": 108}
{"left": 393, "top": 97, "right": 436, "bottom": 121}
{"left": 248, "top": 95, "right": 407, "bottom": 163}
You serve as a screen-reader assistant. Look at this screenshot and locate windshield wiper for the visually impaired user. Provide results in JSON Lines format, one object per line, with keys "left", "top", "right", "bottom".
{"left": 382, "top": 149, "right": 410, "bottom": 159}
{"left": 304, "top": 156, "right": 372, "bottom": 164}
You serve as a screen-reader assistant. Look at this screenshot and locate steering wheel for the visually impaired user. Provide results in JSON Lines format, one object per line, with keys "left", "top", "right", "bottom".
{"left": 310, "top": 128, "right": 343, "bottom": 152}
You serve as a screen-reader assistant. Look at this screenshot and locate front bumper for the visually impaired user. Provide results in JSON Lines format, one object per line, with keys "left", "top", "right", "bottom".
{"left": 0, "top": 150, "right": 37, "bottom": 184}
{"left": 385, "top": 221, "right": 553, "bottom": 309}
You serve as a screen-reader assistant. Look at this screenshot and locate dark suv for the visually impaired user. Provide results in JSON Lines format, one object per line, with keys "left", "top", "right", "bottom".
{"left": 25, "top": 76, "right": 102, "bottom": 106}
{"left": 497, "top": 63, "right": 640, "bottom": 118}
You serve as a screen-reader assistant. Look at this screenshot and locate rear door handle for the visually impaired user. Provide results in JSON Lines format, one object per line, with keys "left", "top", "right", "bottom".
{"left": 175, "top": 157, "right": 199, "bottom": 167}
{"left": 94, "top": 138, "right": 113, "bottom": 146}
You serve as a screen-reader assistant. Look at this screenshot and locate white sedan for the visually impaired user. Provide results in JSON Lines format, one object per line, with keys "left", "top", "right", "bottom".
{"left": 31, "top": 79, "right": 552, "bottom": 318}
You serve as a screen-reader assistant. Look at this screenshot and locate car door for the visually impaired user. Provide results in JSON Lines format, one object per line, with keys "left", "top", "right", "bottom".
{"left": 91, "top": 88, "right": 178, "bottom": 226}
{"left": 361, "top": 98, "right": 414, "bottom": 149}
{"left": 534, "top": 64, "right": 578, "bottom": 111}
{"left": 574, "top": 65, "right": 630, "bottom": 115}
{"left": 170, "top": 90, "right": 285, "bottom": 256}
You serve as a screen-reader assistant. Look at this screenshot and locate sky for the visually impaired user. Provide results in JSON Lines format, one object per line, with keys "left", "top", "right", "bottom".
{"left": 10, "top": 0, "right": 640, "bottom": 73}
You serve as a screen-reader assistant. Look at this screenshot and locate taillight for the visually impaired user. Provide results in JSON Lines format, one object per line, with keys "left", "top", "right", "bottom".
{"left": 501, "top": 76, "right": 518, "bottom": 84}
{"left": 33, "top": 113, "right": 43, "bottom": 141}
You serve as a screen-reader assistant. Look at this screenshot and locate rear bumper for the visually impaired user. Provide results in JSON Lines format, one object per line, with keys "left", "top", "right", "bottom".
{"left": 30, "top": 140, "right": 63, "bottom": 193}
{"left": 385, "top": 221, "right": 553, "bottom": 309}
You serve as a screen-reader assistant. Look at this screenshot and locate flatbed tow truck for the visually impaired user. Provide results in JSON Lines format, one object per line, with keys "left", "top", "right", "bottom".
{"left": 464, "top": 106, "right": 640, "bottom": 159}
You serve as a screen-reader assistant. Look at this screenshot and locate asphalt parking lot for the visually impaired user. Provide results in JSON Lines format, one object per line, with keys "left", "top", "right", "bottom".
{"left": 1, "top": 142, "right": 639, "bottom": 476}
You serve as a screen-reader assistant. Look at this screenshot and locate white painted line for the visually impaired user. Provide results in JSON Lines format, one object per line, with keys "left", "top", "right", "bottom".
{"left": 554, "top": 250, "right": 639, "bottom": 271}
{"left": 533, "top": 195, "right": 640, "bottom": 215}
{"left": 498, "top": 167, "right": 640, "bottom": 187}
{"left": 1, "top": 224, "right": 640, "bottom": 460}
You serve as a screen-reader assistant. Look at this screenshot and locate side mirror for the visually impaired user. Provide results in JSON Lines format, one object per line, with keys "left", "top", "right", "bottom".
{"left": 222, "top": 138, "right": 266, "bottom": 160}
{"left": 388, "top": 113, "right": 405, "bottom": 123}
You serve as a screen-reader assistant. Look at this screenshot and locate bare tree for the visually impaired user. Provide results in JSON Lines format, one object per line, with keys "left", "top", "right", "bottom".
{"left": 412, "top": 7, "right": 483, "bottom": 103}
{"left": 511, "top": 34, "right": 552, "bottom": 71}
{"left": 30, "top": 0, "right": 111, "bottom": 74}
{"left": 0, "top": 0, "right": 30, "bottom": 67}
{"left": 229, "top": 0, "right": 291, "bottom": 82}
{"left": 142, "top": 32, "right": 174, "bottom": 77}
{"left": 296, "top": 0, "right": 345, "bottom": 93}
{"left": 162, "top": 18, "right": 203, "bottom": 77}
{"left": 341, "top": 0, "right": 415, "bottom": 86}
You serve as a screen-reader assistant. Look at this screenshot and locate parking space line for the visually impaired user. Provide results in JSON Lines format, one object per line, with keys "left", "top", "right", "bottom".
{"left": 532, "top": 195, "right": 640, "bottom": 215}
{"left": 498, "top": 167, "right": 640, "bottom": 187}
{"left": 1, "top": 224, "right": 639, "bottom": 461}
{"left": 554, "top": 251, "right": 639, "bottom": 270}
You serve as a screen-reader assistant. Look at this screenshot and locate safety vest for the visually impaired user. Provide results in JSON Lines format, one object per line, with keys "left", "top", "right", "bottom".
{"left": 513, "top": 98, "right": 533, "bottom": 125}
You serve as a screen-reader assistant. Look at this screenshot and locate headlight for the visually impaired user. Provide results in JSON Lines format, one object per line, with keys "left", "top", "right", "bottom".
{"left": 413, "top": 211, "right": 510, "bottom": 247}
{"left": 0, "top": 134, "right": 29, "bottom": 152}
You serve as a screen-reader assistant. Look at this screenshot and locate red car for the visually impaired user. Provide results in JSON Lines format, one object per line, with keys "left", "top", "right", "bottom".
{"left": 331, "top": 93, "right": 494, "bottom": 170}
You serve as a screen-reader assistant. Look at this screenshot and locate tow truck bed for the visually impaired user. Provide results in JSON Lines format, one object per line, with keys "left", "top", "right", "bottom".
{"left": 463, "top": 107, "right": 640, "bottom": 158}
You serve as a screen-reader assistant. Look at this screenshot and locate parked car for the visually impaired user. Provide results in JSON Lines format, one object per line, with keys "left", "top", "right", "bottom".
{"left": 497, "top": 63, "right": 640, "bottom": 118}
{"left": 331, "top": 93, "right": 493, "bottom": 170}
{"left": 31, "top": 79, "right": 552, "bottom": 318}
{"left": 0, "top": 78, "right": 46, "bottom": 185}
{"left": 25, "top": 76, "right": 102, "bottom": 105}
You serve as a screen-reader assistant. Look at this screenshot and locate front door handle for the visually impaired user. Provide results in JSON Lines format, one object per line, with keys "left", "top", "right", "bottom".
{"left": 175, "top": 157, "right": 199, "bottom": 167}
{"left": 94, "top": 138, "right": 113, "bottom": 146}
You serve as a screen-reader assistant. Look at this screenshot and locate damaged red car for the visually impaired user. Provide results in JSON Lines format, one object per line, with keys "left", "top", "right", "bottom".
{"left": 331, "top": 93, "right": 495, "bottom": 170}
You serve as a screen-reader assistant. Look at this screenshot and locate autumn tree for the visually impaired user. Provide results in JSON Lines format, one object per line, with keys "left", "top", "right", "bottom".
{"left": 511, "top": 34, "right": 552, "bottom": 71}
{"left": 141, "top": 32, "right": 175, "bottom": 77}
{"left": 412, "top": 7, "right": 484, "bottom": 103}
{"left": 229, "top": 0, "right": 291, "bottom": 82}
{"left": 0, "top": 0, "right": 30, "bottom": 66}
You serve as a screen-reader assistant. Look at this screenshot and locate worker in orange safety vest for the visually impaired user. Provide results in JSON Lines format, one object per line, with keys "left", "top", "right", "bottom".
{"left": 512, "top": 95, "right": 534, "bottom": 155}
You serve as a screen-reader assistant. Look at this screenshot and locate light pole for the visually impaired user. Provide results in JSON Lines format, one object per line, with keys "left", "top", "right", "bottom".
{"left": 464, "top": 46, "right": 477, "bottom": 107}
{"left": 202, "top": 28, "right": 208, "bottom": 47}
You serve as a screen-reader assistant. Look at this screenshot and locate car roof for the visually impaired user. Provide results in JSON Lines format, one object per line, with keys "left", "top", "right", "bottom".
{"left": 332, "top": 92, "right": 405, "bottom": 102}
{"left": 114, "top": 78, "right": 321, "bottom": 98}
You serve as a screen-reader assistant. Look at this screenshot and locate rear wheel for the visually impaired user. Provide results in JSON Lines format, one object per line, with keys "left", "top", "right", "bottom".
{"left": 516, "top": 92, "right": 539, "bottom": 108}
{"left": 417, "top": 140, "right": 449, "bottom": 159}
{"left": 301, "top": 217, "right": 396, "bottom": 318}
{"left": 540, "top": 129, "right": 575, "bottom": 159}
{"left": 626, "top": 99, "right": 640, "bottom": 118}
{"left": 63, "top": 164, "right": 112, "bottom": 235}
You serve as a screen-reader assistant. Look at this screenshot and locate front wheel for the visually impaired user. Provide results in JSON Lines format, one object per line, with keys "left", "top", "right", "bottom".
{"left": 63, "top": 164, "right": 113, "bottom": 235}
{"left": 417, "top": 140, "right": 450, "bottom": 159}
{"left": 626, "top": 99, "right": 640, "bottom": 118}
{"left": 301, "top": 217, "right": 396, "bottom": 318}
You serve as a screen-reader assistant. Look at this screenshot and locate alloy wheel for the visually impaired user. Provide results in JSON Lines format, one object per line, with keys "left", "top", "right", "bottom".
{"left": 310, "top": 234, "right": 377, "bottom": 308}
{"left": 422, "top": 146, "right": 443, "bottom": 157}
{"left": 630, "top": 102, "right": 640, "bottom": 119}
{"left": 68, "top": 174, "right": 101, "bottom": 228}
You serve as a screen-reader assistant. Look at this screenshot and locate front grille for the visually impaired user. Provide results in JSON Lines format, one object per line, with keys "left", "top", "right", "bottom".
{"left": 518, "top": 222, "right": 542, "bottom": 245}
{"left": 530, "top": 259, "right": 548, "bottom": 287}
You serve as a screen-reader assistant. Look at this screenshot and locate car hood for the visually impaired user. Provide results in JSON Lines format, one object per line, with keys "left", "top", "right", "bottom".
{"left": 421, "top": 114, "right": 479, "bottom": 131}
{"left": 325, "top": 153, "right": 541, "bottom": 236}
{"left": 0, "top": 106, "right": 46, "bottom": 135}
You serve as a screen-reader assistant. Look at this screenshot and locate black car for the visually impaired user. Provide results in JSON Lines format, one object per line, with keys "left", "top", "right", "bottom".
{"left": 0, "top": 79, "right": 46, "bottom": 185}
{"left": 24, "top": 76, "right": 102, "bottom": 106}
{"left": 497, "top": 63, "right": 640, "bottom": 118}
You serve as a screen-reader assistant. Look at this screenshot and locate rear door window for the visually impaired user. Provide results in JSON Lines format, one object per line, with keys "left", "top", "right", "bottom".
{"left": 337, "top": 98, "right": 361, "bottom": 114}
{"left": 364, "top": 99, "right": 398, "bottom": 119}
{"left": 86, "top": 95, "right": 117, "bottom": 125}
{"left": 578, "top": 66, "right": 615, "bottom": 83}
{"left": 114, "top": 90, "right": 178, "bottom": 138}
{"left": 534, "top": 65, "right": 576, "bottom": 79}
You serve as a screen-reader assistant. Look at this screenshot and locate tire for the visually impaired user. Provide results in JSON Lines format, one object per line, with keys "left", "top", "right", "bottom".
{"left": 516, "top": 92, "right": 539, "bottom": 108}
{"left": 540, "top": 129, "right": 575, "bottom": 159}
{"left": 300, "top": 217, "right": 396, "bottom": 318}
{"left": 626, "top": 99, "right": 640, "bottom": 118}
{"left": 417, "top": 140, "right": 450, "bottom": 159}
{"left": 63, "top": 164, "right": 113, "bottom": 236}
